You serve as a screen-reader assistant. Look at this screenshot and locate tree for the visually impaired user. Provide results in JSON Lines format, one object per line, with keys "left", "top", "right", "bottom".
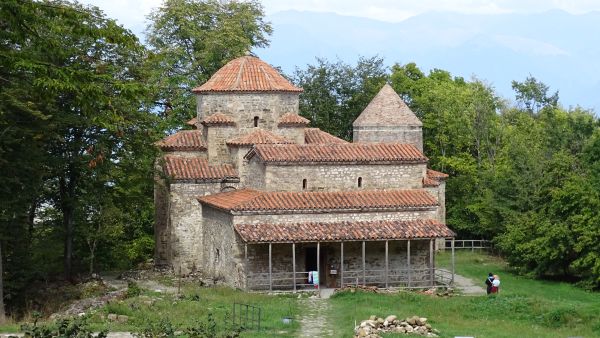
{"left": 145, "top": 0, "right": 272, "bottom": 127}
{"left": 511, "top": 75, "right": 559, "bottom": 114}
{"left": 1, "top": 0, "right": 153, "bottom": 281}
{"left": 292, "top": 56, "right": 388, "bottom": 139}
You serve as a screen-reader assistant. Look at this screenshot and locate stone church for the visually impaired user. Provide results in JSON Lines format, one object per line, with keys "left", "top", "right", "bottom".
{"left": 154, "top": 55, "right": 455, "bottom": 290}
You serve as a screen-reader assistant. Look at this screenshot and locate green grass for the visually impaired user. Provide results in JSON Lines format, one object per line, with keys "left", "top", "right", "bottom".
{"left": 2, "top": 251, "right": 598, "bottom": 337}
{"left": 0, "top": 285, "right": 302, "bottom": 337}
{"left": 87, "top": 286, "right": 301, "bottom": 337}
{"left": 328, "top": 251, "right": 600, "bottom": 338}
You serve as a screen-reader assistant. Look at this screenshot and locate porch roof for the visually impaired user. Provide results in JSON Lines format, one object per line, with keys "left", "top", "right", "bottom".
{"left": 235, "top": 219, "right": 455, "bottom": 243}
{"left": 198, "top": 188, "right": 438, "bottom": 213}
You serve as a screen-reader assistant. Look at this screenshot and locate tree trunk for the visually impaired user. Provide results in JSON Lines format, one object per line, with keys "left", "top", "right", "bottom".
{"left": 0, "top": 241, "right": 6, "bottom": 324}
{"left": 63, "top": 205, "right": 74, "bottom": 281}
{"left": 60, "top": 169, "right": 78, "bottom": 282}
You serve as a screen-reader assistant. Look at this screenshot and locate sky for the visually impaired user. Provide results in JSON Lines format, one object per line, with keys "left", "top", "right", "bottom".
{"left": 80, "top": 0, "right": 600, "bottom": 37}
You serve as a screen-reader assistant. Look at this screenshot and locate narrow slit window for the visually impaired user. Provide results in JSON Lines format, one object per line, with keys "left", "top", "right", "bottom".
{"left": 302, "top": 179, "right": 307, "bottom": 190}
{"left": 358, "top": 177, "right": 363, "bottom": 188}
{"left": 253, "top": 116, "right": 259, "bottom": 127}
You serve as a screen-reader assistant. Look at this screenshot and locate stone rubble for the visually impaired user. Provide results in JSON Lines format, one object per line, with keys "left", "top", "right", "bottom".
{"left": 354, "top": 315, "right": 439, "bottom": 338}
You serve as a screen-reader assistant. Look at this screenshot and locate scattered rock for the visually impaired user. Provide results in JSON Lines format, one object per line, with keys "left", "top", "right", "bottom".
{"left": 116, "top": 315, "right": 129, "bottom": 323}
{"left": 107, "top": 313, "right": 118, "bottom": 321}
{"left": 354, "top": 314, "right": 438, "bottom": 337}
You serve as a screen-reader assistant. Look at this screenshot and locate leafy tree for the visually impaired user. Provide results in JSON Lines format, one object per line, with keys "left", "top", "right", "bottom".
{"left": 293, "top": 56, "right": 387, "bottom": 139}
{"left": 0, "top": 0, "right": 154, "bottom": 284}
{"left": 145, "top": 0, "right": 272, "bottom": 127}
{"left": 511, "top": 75, "right": 559, "bottom": 114}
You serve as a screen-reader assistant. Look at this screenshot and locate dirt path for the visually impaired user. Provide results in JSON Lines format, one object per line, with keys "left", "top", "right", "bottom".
{"left": 297, "top": 296, "right": 335, "bottom": 337}
{"left": 452, "top": 273, "right": 486, "bottom": 295}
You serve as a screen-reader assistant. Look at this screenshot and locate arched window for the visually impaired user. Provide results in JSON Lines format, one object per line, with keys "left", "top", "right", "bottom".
{"left": 253, "top": 116, "right": 259, "bottom": 127}
{"left": 358, "top": 177, "right": 363, "bottom": 188}
{"left": 302, "top": 179, "right": 307, "bottom": 190}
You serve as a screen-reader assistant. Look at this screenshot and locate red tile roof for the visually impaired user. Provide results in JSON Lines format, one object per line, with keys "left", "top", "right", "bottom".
{"left": 192, "top": 56, "right": 303, "bottom": 93}
{"left": 246, "top": 143, "right": 427, "bottom": 164}
{"left": 235, "top": 219, "right": 455, "bottom": 243}
{"left": 186, "top": 117, "right": 198, "bottom": 127}
{"left": 201, "top": 113, "right": 236, "bottom": 126}
{"left": 163, "top": 156, "right": 238, "bottom": 181}
{"left": 226, "top": 129, "right": 294, "bottom": 147}
{"left": 278, "top": 113, "right": 310, "bottom": 126}
{"left": 423, "top": 177, "right": 440, "bottom": 187}
{"left": 199, "top": 188, "right": 438, "bottom": 213}
{"left": 427, "top": 169, "right": 449, "bottom": 180}
{"left": 155, "top": 130, "right": 207, "bottom": 151}
{"left": 304, "top": 128, "right": 348, "bottom": 144}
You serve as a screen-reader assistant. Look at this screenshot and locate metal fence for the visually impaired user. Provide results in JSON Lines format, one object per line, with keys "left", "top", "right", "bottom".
{"left": 232, "top": 302, "right": 261, "bottom": 331}
{"left": 445, "top": 239, "right": 492, "bottom": 251}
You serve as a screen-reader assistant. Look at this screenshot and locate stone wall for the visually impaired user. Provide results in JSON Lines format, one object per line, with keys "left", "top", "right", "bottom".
{"left": 154, "top": 163, "right": 170, "bottom": 266}
{"left": 206, "top": 125, "right": 237, "bottom": 164}
{"left": 234, "top": 209, "right": 439, "bottom": 225}
{"left": 196, "top": 93, "right": 300, "bottom": 134}
{"left": 244, "top": 158, "right": 266, "bottom": 189}
{"left": 201, "top": 205, "right": 246, "bottom": 287}
{"left": 167, "top": 182, "right": 223, "bottom": 274}
{"left": 166, "top": 150, "right": 207, "bottom": 158}
{"left": 277, "top": 126, "right": 305, "bottom": 144}
{"left": 353, "top": 125, "right": 423, "bottom": 152}
{"left": 245, "top": 239, "right": 434, "bottom": 290}
{"left": 263, "top": 163, "right": 426, "bottom": 191}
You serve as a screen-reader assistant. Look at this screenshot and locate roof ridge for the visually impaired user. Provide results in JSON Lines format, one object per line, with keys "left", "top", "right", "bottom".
{"left": 232, "top": 56, "right": 247, "bottom": 90}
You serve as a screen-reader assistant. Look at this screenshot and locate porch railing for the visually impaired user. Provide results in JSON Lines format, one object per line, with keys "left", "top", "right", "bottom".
{"left": 247, "top": 267, "right": 453, "bottom": 291}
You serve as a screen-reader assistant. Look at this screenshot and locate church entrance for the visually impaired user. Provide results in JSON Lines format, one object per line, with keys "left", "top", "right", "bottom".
{"left": 304, "top": 246, "right": 329, "bottom": 287}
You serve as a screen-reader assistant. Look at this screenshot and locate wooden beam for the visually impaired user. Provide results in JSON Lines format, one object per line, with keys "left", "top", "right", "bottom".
{"left": 340, "top": 241, "right": 344, "bottom": 288}
{"left": 362, "top": 241, "right": 366, "bottom": 286}
{"left": 244, "top": 244, "right": 248, "bottom": 291}
{"left": 451, "top": 238, "right": 455, "bottom": 285}
{"left": 268, "top": 243, "right": 272, "bottom": 292}
{"left": 292, "top": 243, "right": 296, "bottom": 292}
{"left": 429, "top": 239, "right": 434, "bottom": 287}
{"left": 385, "top": 240, "right": 389, "bottom": 288}
{"left": 407, "top": 240, "right": 411, "bottom": 288}
{"left": 317, "top": 242, "right": 320, "bottom": 295}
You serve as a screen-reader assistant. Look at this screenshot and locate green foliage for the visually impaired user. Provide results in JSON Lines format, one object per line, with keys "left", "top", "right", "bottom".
{"left": 145, "top": 0, "right": 272, "bottom": 127}
{"left": 126, "top": 281, "right": 143, "bottom": 298}
{"left": 20, "top": 316, "right": 107, "bottom": 338}
{"left": 292, "top": 56, "right": 388, "bottom": 140}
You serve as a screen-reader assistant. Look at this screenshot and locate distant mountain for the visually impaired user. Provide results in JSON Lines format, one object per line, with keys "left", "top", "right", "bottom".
{"left": 256, "top": 10, "right": 600, "bottom": 111}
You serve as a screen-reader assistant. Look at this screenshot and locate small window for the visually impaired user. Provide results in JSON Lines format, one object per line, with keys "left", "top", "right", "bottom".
{"left": 358, "top": 177, "right": 363, "bottom": 188}
{"left": 253, "top": 116, "right": 259, "bottom": 127}
{"left": 302, "top": 179, "right": 307, "bottom": 190}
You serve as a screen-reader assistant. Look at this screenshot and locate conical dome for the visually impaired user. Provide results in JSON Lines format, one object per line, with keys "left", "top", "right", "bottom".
{"left": 192, "top": 56, "right": 303, "bottom": 93}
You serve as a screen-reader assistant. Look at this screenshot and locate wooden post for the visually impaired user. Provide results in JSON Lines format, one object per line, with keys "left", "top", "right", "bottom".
{"left": 429, "top": 239, "right": 434, "bottom": 287}
{"left": 292, "top": 243, "right": 296, "bottom": 292}
{"left": 362, "top": 241, "right": 366, "bottom": 286}
{"left": 244, "top": 244, "right": 248, "bottom": 291}
{"left": 451, "top": 238, "right": 455, "bottom": 285}
{"left": 317, "top": 242, "right": 320, "bottom": 296}
{"left": 268, "top": 243, "right": 272, "bottom": 291}
{"left": 407, "top": 240, "right": 411, "bottom": 288}
{"left": 385, "top": 240, "right": 389, "bottom": 288}
{"left": 340, "top": 241, "right": 344, "bottom": 288}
